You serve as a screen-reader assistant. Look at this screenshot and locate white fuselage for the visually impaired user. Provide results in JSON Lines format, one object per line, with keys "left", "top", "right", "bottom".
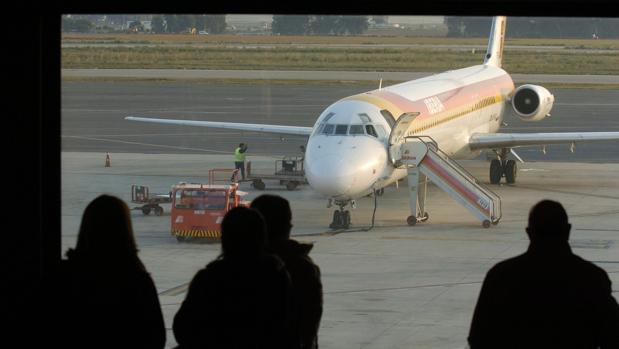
{"left": 304, "top": 64, "right": 515, "bottom": 201}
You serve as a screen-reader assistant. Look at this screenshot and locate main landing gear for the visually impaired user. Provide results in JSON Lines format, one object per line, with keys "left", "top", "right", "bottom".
{"left": 329, "top": 199, "right": 354, "bottom": 229}
{"left": 489, "top": 148, "right": 518, "bottom": 184}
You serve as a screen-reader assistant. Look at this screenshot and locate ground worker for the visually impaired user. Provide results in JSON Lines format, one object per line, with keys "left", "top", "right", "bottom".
{"left": 234, "top": 143, "right": 248, "bottom": 180}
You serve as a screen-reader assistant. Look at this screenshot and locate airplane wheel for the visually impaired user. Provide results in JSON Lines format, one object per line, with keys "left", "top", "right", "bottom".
{"left": 142, "top": 207, "right": 151, "bottom": 215}
{"left": 329, "top": 210, "right": 342, "bottom": 229}
{"left": 252, "top": 179, "right": 266, "bottom": 190}
{"left": 504, "top": 160, "right": 517, "bottom": 184}
{"left": 482, "top": 220, "right": 491, "bottom": 228}
{"left": 154, "top": 206, "right": 164, "bottom": 216}
{"left": 407, "top": 215, "right": 417, "bottom": 226}
{"left": 489, "top": 159, "right": 502, "bottom": 184}
{"left": 342, "top": 210, "right": 351, "bottom": 229}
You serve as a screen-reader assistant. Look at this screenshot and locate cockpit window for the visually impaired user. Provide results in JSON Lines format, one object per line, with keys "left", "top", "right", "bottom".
{"left": 349, "top": 125, "right": 364, "bottom": 135}
{"left": 335, "top": 124, "right": 348, "bottom": 135}
{"left": 366, "top": 125, "right": 378, "bottom": 138}
{"left": 357, "top": 113, "right": 372, "bottom": 123}
{"left": 316, "top": 123, "right": 383, "bottom": 139}
{"left": 323, "top": 112, "right": 335, "bottom": 122}
{"left": 321, "top": 124, "right": 334, "bottom": 135}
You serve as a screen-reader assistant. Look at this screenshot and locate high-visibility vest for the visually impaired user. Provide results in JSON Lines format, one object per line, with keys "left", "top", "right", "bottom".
{"left": 234, "top": 147, "right": 246, "bottom": 162}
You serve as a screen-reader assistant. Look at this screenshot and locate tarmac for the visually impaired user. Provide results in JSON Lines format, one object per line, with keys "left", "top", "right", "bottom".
{"left": 61, "top": 152, "right": 619, "bottom": 349}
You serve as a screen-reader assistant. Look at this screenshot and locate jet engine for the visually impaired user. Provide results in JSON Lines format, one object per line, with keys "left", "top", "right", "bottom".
{"left": 511, "top": 84, "right": 554, "bottom": 122}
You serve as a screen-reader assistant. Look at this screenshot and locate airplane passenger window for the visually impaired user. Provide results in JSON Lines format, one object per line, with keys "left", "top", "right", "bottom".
{"left": 321, "top": 123, "right": 334, "bottom": 135}
{"left": 365, "top": 125, "right": 378, "bottom": 138}
{"left": 349, "top": 125, "right": 365, "bottom": 135}
{"left": 335, "top": 124, "right": 348, "bottom": 135}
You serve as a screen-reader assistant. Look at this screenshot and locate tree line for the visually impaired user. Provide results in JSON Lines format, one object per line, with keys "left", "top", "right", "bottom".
{"left": 271, "top": 15, "right": 369, "bottom": 35}
{"left": 151, "top": 15, "right": 227, "bottom": 34}
{"left": 63, "top": 15, "right": 619, "bottom": 39}
{"left": 62, "top": 15, "right": 369, "bottom": 35}
{"left": 445, "top": 17, "right": 619, "bottom": 39}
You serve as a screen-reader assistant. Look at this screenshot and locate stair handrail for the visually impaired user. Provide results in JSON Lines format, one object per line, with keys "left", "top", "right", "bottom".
{"left": 403, "top": 136, "right": 502, "bottom": 222}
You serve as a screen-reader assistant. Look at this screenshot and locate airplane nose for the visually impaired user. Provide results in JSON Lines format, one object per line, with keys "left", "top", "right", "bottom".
{"left": 305, "top": 154, "right": 355, "bottom": 196}
{"left": 305, "top": 139, "right": 385, "bottom": 198}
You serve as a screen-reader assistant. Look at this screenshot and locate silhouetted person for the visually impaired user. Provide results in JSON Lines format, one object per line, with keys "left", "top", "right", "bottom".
{"left": 468, "top": 200, "right": 619, "bottom": 349}
{"left": 60, "top": 195, "right": 166, "bottom": 349}
{"left": 173, "top": 206, "right": 293, "bottom": 348}
{"left": 251, "top": 194, "right": 323, "bottom": 349}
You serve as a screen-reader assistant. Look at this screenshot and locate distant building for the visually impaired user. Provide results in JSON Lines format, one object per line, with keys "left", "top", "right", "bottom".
{"left": 226, "top": 14, "right": 273, "bottom": 32}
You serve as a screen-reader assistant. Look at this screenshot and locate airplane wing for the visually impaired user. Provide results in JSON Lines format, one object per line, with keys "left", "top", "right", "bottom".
{"left": 125, "top": 116, "right": 313, "bottom": 136}
{"left": 469, "top": 132, "right": 619, "bottom": 150}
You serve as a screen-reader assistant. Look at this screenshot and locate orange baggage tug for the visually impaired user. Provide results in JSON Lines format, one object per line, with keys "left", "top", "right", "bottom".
{"left": 170, "top": 181, "right": 248, "bottom": 242}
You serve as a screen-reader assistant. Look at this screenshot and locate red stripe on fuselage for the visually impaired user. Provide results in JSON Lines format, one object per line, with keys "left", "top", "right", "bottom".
{"left": 365, "top": 73, "right": 514, "bottom": 123}
{"left": 422, "top": 154, "right": 490, "bottom": 215}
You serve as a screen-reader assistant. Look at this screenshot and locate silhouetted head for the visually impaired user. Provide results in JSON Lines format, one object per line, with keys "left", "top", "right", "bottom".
{"left": 239, "top": 143, "right": 245, "bottom": 148}
{"left": 250, "top": 194, "right": 292, "bottom": 243}
{"left": 71, "top": 195, "right": 141, "bottom": 268}
{"left": 526, "top": 200, "right": 571, "bottom": 243}
{"left": 220, "top": 206, "right": 267, "bottom": 258}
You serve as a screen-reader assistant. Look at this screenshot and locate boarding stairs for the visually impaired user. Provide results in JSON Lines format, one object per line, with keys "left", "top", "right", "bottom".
{"left": 394, "top": 136, "right": 502, "bottom": 228}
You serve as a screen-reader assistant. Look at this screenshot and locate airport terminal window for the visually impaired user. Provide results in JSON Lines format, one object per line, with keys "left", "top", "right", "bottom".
{"left": 335, "top": 124, "right": 348, "bottom": 135}
{"left": 60, "top": 15, "right": 619, "bottom": 349}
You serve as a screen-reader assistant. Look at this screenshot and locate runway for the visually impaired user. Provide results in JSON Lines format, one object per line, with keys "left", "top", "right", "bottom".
{"left": 60, "top": 80, "right": 619, "bottom": 348}
{"left": 63, "top": 68, "right": 619, "bottom": 85}
{"left": 61, "top": 81, "right": 619, "bottom": 162}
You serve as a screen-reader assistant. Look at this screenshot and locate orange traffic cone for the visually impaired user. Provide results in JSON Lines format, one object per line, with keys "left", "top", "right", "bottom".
{"left": 105, "top": 152, "right": 111, "bottom": 167}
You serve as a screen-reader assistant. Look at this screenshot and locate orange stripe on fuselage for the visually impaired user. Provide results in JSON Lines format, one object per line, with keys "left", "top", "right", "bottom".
{"left": 344, "top": 74, "right": 514, "bottom": 133}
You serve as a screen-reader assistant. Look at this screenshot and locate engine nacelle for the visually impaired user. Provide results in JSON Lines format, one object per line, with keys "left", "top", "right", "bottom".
{"left": 511, "top": 84, "right": 554, "bottom": 122}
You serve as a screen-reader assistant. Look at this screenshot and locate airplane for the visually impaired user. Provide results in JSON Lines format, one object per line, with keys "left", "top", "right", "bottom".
{"left": 126, "top": 16, "right": 619, "bottom": 229}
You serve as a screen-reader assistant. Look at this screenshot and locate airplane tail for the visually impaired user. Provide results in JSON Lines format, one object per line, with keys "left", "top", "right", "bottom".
{"left": 484, "top": 16, "right": 507, "bottom": 68}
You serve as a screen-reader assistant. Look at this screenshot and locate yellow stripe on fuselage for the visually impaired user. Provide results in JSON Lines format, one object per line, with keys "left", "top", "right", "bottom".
{"left": 344, "top": 93, "right": 405, "bottom": 117}
{"left": 344, "top": 91, "right": 504, "bottom": 136}
{"left": 408, "top": 95, "right": 504, "bottom": 136}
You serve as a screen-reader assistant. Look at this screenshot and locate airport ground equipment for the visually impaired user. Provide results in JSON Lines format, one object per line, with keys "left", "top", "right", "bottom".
{"left": 208, "top": 168, "right": 240, "bottom": 185}
{"left": 246, "top": 156, "right": 307, "bottom": 191}
{"left": 396, "top": 136, "right": 502, "bottom": 228}
{"left": 170, "top": 182, "right": 249, "bottom": 242}
{"left": 130, "top": 184, "right": 172, "bottom": 216}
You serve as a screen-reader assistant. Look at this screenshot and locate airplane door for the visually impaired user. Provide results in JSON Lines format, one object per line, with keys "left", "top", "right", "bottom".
{"left": 388, "top": 112, "right": 420, "bottom": 165}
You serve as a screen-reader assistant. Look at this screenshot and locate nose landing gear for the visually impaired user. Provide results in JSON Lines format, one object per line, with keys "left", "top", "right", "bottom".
{"left": 329, "top": 200, "right": 353, "bottom": 229}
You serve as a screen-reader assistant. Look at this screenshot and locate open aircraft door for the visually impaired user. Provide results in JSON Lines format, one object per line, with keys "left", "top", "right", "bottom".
{"left": 388, "top": 112, "right": 420, "bottom": 166}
